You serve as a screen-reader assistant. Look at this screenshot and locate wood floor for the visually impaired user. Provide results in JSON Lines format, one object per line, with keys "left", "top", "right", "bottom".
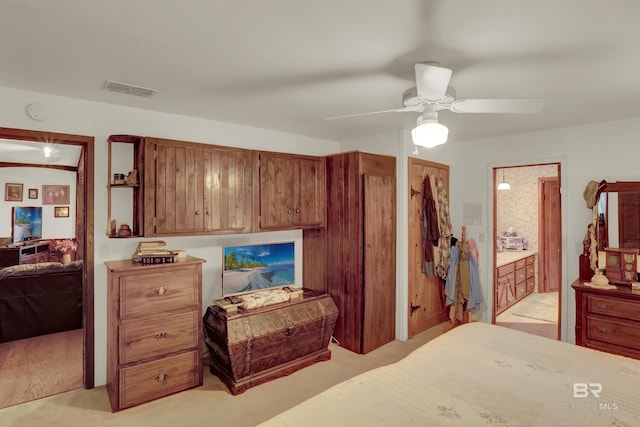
{"left": 0, "top": 329, "right": 83, "bottom": 409}
{"left": 496, "top": 292, "right": 559, "bottom": 340}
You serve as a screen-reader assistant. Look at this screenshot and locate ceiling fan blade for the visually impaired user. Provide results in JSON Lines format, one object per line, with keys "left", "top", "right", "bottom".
{"left": 449, "top": 98, "right": 547, "bottom": 114}
{"left": 415, "top": 63, "right": 452, "bottom": 101}
{"left": 325, "top": 106, "right": 418, "bottom": 120}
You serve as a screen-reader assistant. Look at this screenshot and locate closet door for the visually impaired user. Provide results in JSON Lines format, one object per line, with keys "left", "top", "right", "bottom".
{"left": 362, "top": 174, "right": 396, "bottom": 354}
{"left": 407, "top": 158, "right": 448, "bottom": 338}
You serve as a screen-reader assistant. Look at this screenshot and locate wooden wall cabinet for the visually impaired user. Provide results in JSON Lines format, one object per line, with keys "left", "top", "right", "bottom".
{"left": 258, "top": 152, "right": 325, "bottom": 230}
{"left": 303, "top": 151, "right": 396, "bottom": 354}
{"left": 105, "top": 257, "right": 205, "bottom": 411}
{"left": 143, "top": 137, "right": 254, "bottom": 236}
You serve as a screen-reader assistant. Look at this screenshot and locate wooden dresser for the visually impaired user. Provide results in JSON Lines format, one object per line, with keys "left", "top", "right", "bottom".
{"left": 105, "top": 256, "right": 205, "bottom": 411}
{"left": 572, "top": 280, "right": 640, "bottom": 360}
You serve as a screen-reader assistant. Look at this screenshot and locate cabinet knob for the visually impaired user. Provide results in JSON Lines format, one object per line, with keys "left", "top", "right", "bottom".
{"left": 154, "top": 331, "right": 168, "bottom": 340}
{"left": 154, "top": 373, "right": 169, "bottom": 384}
{"left": 295, "top": 208, "right": 300, "bottom": 213}
{"left": 154, "top": 286, "right": 166, "bottom": 296}
{"left": 195, "top": 210, "right": 201, "bottom": 215}
{"left": 287, "top": 209, "right": 291, "bottom": 214}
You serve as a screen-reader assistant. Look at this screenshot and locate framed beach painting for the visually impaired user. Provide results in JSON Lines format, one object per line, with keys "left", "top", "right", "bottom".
{"left": 222, "top": 241, "right": 295, "bottom": 296}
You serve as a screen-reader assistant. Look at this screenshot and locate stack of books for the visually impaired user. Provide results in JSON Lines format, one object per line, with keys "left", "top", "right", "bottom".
{"left": 133, "top": 241, "right": 178, "bottom": 264}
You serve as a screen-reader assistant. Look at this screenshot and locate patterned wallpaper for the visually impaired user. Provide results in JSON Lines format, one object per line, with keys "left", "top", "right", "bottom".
{"left": 497, "top": 164, "right": 558, "bottom": 252}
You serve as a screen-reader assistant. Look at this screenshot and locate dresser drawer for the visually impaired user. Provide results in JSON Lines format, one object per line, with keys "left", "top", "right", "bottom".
{"left": 515, "top": 282, "right": 526, "bottom": 300}
{"left": 119, "top": 350, "right": 200, "bottom": 409}
{"left": 586, "top": 314, "right": 640, "bottom": 349}
{"left": 515, "top": 268, "right": 526, "bottom": 284}
{"left": 587, "top": 295, "right": 640, "bottom": 321}
{"left": 526, "top": 255, "right": 535, "bottom": 266}
{"left": 119, "top": 267, "right": 199, "bottom": 319}
{"left": 498, "top": 263, "right": 514, "bottom": 277}
{"left": 515, "top": 259, "right": 526, "bottom": 270}
{"left": 120, "top": 310, "right": 199, "bottom": 364}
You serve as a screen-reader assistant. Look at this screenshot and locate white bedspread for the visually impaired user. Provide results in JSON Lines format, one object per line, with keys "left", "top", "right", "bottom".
{"left": 259, "top": 322, "right": 640, "bottom": 426}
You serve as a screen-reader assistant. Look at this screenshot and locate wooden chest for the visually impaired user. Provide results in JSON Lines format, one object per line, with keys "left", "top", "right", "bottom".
{"left": 105, "top": 257, "right": 205, "bottom": 411}
{"left": 203, "top": 289, "right": 338, "bottom": 394}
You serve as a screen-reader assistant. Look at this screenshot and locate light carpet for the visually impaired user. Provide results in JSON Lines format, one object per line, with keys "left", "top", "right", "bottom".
{"left": 512, "top": 291, "right": 559, "bottom": 323}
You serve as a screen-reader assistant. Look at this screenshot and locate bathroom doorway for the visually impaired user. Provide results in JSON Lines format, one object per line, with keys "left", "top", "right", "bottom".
{"left": 493, "top": 163, "right": 561, "bottom": 340}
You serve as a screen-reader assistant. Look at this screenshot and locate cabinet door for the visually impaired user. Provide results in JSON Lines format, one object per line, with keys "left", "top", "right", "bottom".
{"left": 154, "top": 142, "right": 204, "bottom": 234}
{"left": 203, "top": 147, "right": 253, "bottom": 233}
{"left": 259, "top": 152, "right": 325, "bottom": 230}
{"left": 259, "top": 153, "right": 294, "bottom": 229}
{"left": 362, "top": 174, "right": 396, "bottom": 353}
{"left": 292, "top": 157, "right": 325, "bottom": 227}
{"left": 496, "top": 275, "right": 510, "bottom": 313}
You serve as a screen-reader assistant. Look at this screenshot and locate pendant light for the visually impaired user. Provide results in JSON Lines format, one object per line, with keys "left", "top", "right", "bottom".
{"left": 498, "top": 168, "right": 511, "bottom": 190}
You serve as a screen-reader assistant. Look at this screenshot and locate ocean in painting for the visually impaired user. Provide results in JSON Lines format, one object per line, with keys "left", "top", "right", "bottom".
{"left": 222, "top": 242, "right": 295, "bottom": 295}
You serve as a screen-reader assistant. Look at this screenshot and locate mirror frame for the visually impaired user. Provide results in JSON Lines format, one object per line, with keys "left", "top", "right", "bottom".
{"left": 596, "top": 181, "right": 640, "bottom": 251}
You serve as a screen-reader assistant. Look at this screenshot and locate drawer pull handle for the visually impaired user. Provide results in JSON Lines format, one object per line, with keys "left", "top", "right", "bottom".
{"left": 154, "top": 331, "right": 168, "bottom": 340}
{"left": 597, "top": 327, "right": 611, "bottom": 334}
{"left": 155, "top": 373, "right": 169, "bottom": 384}
{"left": 154, "top": 286, "right": 166, "bottom": 296}
{"left": 596, "top": 303, "right": 612, "bottom": 310}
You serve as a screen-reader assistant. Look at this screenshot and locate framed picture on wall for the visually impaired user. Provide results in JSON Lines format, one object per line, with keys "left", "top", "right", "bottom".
{"left": 42, "top": 185, "right": 70, "bottom": 205}
{"left": 54, "top": 206, "right": 70, "bottom": 218}
{"left": 4, "top": 183, "right": 23, "bottom": 201}
{"left": 28, "top": 188, "right": 38, "bottom": 199}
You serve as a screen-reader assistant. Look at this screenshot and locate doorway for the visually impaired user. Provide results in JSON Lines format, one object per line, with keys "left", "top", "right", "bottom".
{"left": 0, "top": 127, "right": 94, "bottom": 407}
{"left": 493, "top": 163, "right": 561, "bottom": 340}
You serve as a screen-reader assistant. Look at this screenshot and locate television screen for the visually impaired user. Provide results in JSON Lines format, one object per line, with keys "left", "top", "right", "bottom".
{"left": 12, "top": 206, "right": 43, "bottom": 243}
{"left": 222, "top": 241, "right": 295, "bottom": 296}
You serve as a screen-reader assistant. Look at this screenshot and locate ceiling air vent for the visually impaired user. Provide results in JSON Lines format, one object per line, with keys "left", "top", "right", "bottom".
{"left": 103, "top": 80, "right": 158, "bottom": 97}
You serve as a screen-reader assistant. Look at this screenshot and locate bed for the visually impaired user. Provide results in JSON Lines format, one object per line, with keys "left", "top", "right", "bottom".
{"left": 259, "top": 322, "right": 640, "bottom": 426}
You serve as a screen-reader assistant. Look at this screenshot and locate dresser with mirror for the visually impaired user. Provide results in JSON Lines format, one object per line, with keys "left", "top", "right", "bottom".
{"left": 573, "top": 180, "right": 640, "bottom": 360}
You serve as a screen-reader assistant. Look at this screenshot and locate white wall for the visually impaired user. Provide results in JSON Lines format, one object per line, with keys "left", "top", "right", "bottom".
{"left": 398, "top": 117, "right": 640, "bottom": 345}
{"left": 0, "top": 167, "right": 77, "bottom": 240}
{"left": 0, "top": 86, "right": 341, "bottom": 387}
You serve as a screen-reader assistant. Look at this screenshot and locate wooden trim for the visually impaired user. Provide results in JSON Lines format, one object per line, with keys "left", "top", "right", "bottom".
{"left": 0, "top": 127, "right": 94, "bottom": 389}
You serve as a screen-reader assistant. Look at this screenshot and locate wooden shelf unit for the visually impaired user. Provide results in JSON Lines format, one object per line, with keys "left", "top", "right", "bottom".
{"left": 107, "top": 135, "right": 145, "bottom": 238}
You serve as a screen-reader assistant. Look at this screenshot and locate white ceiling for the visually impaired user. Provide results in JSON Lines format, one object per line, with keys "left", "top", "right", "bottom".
{"left": 2, "top": 1, "right": 640, "bottom": 144}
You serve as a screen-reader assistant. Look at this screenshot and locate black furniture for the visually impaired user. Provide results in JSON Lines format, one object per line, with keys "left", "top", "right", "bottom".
{"left": 0, "top": 261, "right": 83, "bottom": 343}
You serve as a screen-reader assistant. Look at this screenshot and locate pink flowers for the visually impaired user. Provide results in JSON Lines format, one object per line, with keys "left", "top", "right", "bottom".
{"left": 54, "top": 239, "right": 78, "bottom": 253}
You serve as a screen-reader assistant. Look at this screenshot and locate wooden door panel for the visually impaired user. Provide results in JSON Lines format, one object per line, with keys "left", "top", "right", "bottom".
{"left": 363, "top": 174, "right": 396, "bottom": 353}
{"left": 407, "top": 158, "right": 448, "bottom": 338}
{"left": 204, "top": 148, "right": 252, "bottom": 232}
{"left": 293, "top": 157, "right": 325, "bottom": 226}
{"left": 540, "top": 177, "right": 561, "bottom": 293}
{"left": 259, "top": 154, "right": 293, "bottom": 229}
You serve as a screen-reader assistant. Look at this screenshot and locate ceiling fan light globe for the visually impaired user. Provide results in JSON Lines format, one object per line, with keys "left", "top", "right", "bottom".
{"left": 411, "top": 121, "right": 448, "bottom": 148}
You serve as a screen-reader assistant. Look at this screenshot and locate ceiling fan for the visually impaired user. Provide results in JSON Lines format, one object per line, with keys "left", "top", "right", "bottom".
{"left": 327, "top": 63, "right": 546, "bottom": 148}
